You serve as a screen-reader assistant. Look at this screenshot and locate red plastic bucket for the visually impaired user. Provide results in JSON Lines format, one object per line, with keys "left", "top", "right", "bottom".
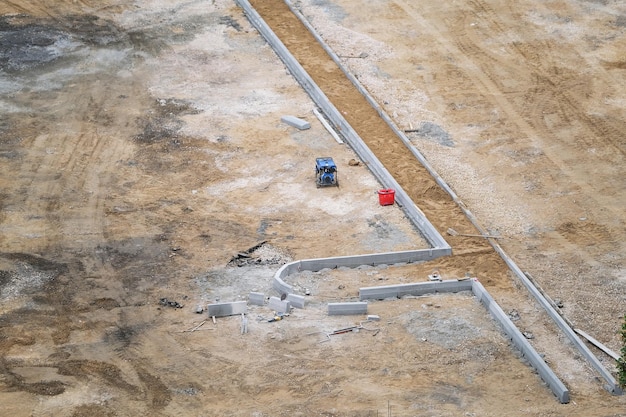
{"left": 377, "top": 189, "right": 395, "bottom": 206}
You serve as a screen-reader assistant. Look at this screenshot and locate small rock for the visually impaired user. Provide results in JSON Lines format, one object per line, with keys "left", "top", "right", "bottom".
{"left": 508, "top": 309, "right": 521, "bottom": 321}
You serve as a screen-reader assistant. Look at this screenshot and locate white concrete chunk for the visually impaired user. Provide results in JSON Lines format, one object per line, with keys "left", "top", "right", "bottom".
{"left": 281, "top": 115, "right": 311, "bottom": 130}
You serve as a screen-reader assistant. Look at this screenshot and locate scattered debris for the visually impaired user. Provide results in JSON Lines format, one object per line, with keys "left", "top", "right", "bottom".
{"left": 268, "top": 312, "right": 289, "bottom": 323}
{"left": 241, "top": 314, "right": 249, "bottom": 334}
{"left": 508, "top": 310, "right": 521, "bottom": 321}
{"left": 404, "top": 121, "right": 454, "bottom": 147}
{"left": 227, "top": 241, "right": 292, "bottom": 267}
{"left": 523, "top": 331, "right": 534, "bottom": 340}
{"left": 447, "top": 227, "right": 501, "bottom": 239}
{"left": 329, "top": 326, "right": 359, "bottom": 335}
{"left": 367, "top": 315, "right": 380, "bottom": 321}
{"left": 159, "top": 297, "right": 184, "bottom": 309}
{"left": 195, "top": 305, "right": 204, "bottom": 314}
{"left": 338, "top": 52, "right": 369, "bottom": 59}
{"left": 348, "top": 158, "right": 361, "bottom": 166}
{"left": 180, "top": 320, "right": 214, "bottom": 333}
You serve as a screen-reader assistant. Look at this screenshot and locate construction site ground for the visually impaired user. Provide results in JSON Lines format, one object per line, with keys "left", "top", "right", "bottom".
{"left": 0, "top": 0, "right": 625, "bottom": 416}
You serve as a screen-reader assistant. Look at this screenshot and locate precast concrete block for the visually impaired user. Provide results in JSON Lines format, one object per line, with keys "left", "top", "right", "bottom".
{"left": 360, "top": 279, "right": 473, "bottom": 300}
{"left": 286, "top": 293, "right": 305, "bottom": 309}
{"left": 206, "top": 301, "right": 247, "bottom": 318}
{"left": 328, "top": 302, "right": 368, "bottom": 316}
{"left": 281, "top": 115, "right": 311, "bottom": 130}
{"left": 248, "top": 292, "right": 265, "bottom": 306}
{"left": 268, "top": 296, "right": 291, "bottom": 314}
{"left": 359, "top": 285, "right": 399, "bottom": 300}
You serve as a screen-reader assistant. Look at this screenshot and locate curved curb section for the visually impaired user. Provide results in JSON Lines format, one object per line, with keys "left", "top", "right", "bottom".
{"left": 236, "top": 0, "right": 621, "bottom": 397}
{"left": 360, "top": 278, "right": 570, "bottom": 404}
{"left": 272, "top": 249, "right": 448, "bottom": 295}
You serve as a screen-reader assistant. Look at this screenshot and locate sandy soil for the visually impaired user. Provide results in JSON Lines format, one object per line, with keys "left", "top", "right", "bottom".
{"left": 0, "top": 0, "right": 625, "bottom": 416}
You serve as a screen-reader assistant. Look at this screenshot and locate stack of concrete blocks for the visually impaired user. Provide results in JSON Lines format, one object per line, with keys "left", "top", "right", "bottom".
{"left": 328, "top": 302, "right": 368, "bottom": 316}
{"left": 268, "top": 296, "right": 291, "bottom": 314}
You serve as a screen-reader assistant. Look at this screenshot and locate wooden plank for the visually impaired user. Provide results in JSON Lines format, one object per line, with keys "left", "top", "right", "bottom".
{"left": 575, "top": 329, "right": 620, "bottom": 360}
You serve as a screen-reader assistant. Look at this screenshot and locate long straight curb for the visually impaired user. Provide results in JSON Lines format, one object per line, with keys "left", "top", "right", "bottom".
{"left": 236, "top": 0, "right": 450, "bottom": 253}
{"left": 281, "top": 0, "right": 622, "bottom": 396}
{"left": 493, "top": 244, "right": 621, "bottom": 394}
{"left": 472, "top": 280, "right": 570, "bottom": 404}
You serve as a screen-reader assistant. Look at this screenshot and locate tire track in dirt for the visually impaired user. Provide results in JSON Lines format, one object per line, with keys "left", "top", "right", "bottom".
{"left": 438, "top": 0, "right": 626, "bottom": 197}
{"left": 391, "top": 0, "right": 625, "bottom": 276}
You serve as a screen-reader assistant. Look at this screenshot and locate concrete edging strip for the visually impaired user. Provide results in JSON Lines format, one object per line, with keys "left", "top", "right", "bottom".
{"left": 273, "top": 248, "right": 450, "bottom": 296}
{"left": 471, "top": 280, "right": 570, "bottom": 403}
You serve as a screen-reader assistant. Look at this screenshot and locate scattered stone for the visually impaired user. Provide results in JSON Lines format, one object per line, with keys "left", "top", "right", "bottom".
{"left": 508, "top": 309, "right": 520, "bottom": 321}
{"left": 160, "top": 298, "right": 183, "bottom": 309}
{"left": 367, "top": 314, "right": 380, "bottom": 321}
{"left": 523, "top": 332, "right": 534, "bottom": 340}
{"left": 348, "top": 158, "right": 361, "bottom": 166}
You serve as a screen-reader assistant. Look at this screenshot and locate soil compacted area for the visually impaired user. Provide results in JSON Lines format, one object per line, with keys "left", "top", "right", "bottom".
{"left": 0, "top": 0, "right": 625, "bottom": 416}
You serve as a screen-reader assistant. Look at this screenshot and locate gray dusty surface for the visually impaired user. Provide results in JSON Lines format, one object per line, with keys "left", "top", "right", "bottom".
{"left": 0, "top": 0, "right": 625, "bottom": 416}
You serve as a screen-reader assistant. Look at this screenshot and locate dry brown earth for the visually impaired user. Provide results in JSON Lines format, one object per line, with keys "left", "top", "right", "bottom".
{"left": 0, "top": 0, "right": 625, "bottom": 416}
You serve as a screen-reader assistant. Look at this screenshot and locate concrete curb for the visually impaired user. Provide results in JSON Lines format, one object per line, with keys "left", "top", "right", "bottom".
{"left": 471, "top": 280, "right": 570, "bottom": 403}
{"left": 328, "top": 302, "right": 368, "bottom": 316}
{"left": 273, "top": 248, "right": 450, "bottom": 296}
{"left": 360, "top": 279, "right": 473, "bottom": 300}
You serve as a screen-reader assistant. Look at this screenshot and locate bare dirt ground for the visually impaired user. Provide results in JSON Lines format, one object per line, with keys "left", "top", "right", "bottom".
{"left": 0, "top": 0, "right": 625, "bottom": 416}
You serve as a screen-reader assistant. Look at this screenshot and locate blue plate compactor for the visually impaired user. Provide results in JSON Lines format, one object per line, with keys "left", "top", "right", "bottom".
{"left": 315, "top": 157, "right": 338, "bottom": 187}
